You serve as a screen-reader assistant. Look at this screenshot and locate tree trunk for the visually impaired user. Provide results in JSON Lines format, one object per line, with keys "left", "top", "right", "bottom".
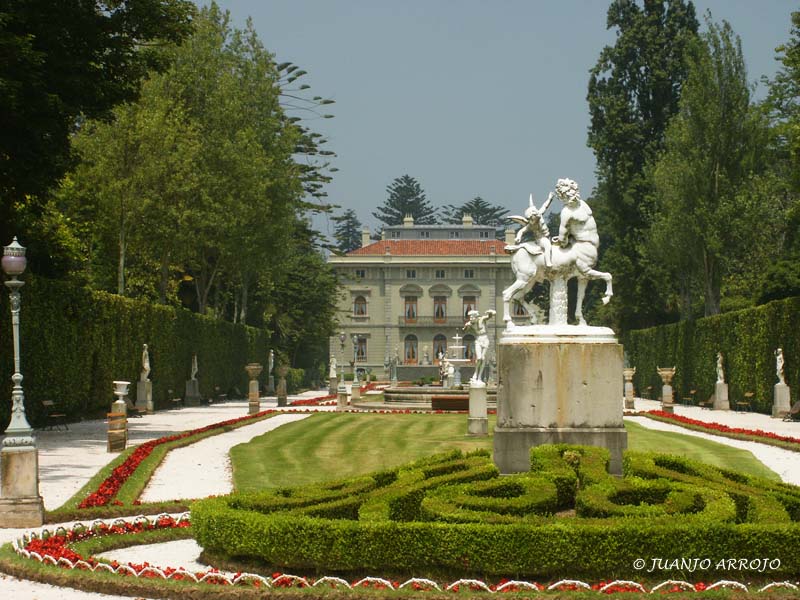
{"left": 158, "top": 251, "right": 171, "bottom": 304}
{"left": 239, "top": 277, "right": 249, "bottom": 325}
{"left": 703, "top": 249, "right": 721, "bottom": 316}
{"left": 117, "top": 224, "right": 126, "bottom": 296}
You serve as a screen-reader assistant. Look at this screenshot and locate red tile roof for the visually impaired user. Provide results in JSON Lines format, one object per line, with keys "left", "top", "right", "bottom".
{"left": 347, "top": 240, "right": 507, "bottom": 256}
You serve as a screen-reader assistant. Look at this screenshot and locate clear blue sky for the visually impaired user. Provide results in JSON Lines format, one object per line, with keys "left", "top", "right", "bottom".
{"left": 203, "top": 1, "right": 796, "bottom": 238}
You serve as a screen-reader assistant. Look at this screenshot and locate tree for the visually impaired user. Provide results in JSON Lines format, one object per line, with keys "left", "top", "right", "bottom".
{"left": 586, "top": 0, "right": 699, "bottom": 330}
{"left": 442, "top": 197, "right": 509, "bottom": 227}
{"left": 0, "top": 0, "right": 194, "bottom": 258}
{"left": 332, "top": 209, "right": 363, "bottom": 252}
{"left": 648, "top": 19, "right": 770, "bottom": 316}
{"left": 372, "top": 175, "right": 437, "bottom": 226}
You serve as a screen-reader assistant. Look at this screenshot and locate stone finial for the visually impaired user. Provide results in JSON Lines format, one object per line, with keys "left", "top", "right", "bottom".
{"left": 361, "top": 226, "right": 371, "bottom": 248}
{"left": 462, "top": 213, "right": 474, "bottom": 228}
{"left": 403, "top": 214, "right": 414, "bottom": 227}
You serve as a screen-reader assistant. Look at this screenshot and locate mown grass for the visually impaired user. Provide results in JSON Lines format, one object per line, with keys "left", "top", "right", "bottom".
{"left": 230, "top": 413, "right": 780, "bottom": 491}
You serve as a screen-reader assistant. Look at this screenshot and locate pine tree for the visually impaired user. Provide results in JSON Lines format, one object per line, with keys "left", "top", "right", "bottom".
{"left": 331, "top": 208, "right": 363, "bottom": 252}
{"left": 372, "top": 175, "right": 437, "bottom": 226}
{"left": 442, "top": 196, "right": 508, "bottom": 226}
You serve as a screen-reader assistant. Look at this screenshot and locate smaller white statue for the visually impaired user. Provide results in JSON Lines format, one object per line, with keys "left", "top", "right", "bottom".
{"left": 716, "top": 352, "right": 725, "bottom": 384}
{"left": 329, "top": 356, "right": 337, "bottom": 379}
{"left": 776, "top": 348, "right": 786, "bottom": 385}
{"left": 268, "top": 350, "right": 274, "bottom": 374}
{"left": 191, "top": 353, "right": 199, "bottom": 381}
{"left": 140, "top": 343, "right": 151, "bottom": 382}
{"left": 423, "top": 346, "right": 430, "bottom": 365}
{"left": 464, "top": 309, "right": 496, "bottom": 383}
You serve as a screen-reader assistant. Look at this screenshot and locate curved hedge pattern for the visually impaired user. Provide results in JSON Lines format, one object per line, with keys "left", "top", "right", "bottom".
{"left": 191, "top": 445, "right": 800, "bottom": 579}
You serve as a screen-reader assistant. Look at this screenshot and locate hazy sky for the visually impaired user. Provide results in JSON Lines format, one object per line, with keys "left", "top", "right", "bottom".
{"left": 203, "top": 1, "right": 797, "bottom": 238}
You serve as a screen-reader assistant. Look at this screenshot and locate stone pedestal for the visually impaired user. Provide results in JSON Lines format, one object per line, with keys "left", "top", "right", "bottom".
{"left": 657, "top": 367, "right": 676, "bottom": 414}
{"left": 185, "top": 379, "right": 202, "bottom": 406}
{"left": 623, "top": 367, "right": 636, "bottom": 410}
{"left": 0, "top": 446, "right": 44, "bottom": 526}
{"left": 467, "top": 381, "right": 488, "bottom": 437}
{"left": 276, "top": 366, "right": 288, "bottom": 407}
{"left": 493, "top": 325, "right": 627, "bottom": 475}
{"left": 713, "top": 381, "right": 730, "bottom": 411}
{"left": 107, "top": 407, "right": 127, "bottom": 452}
{"left": 328, "top": 376, "right": 338, "bottom": 395}
{"left": 351, "top": 382, "right": 361, "bottom": 401}
{"left": 337, "top": 386, "right": 348, "bottom": 411}
{"left": 773, "top": 383, "right": 791, "bottom": 418}
{"left": 267, "top": 375, "right": 275, "bottom": 395}
{"left": 245, "top": 363, "right": 263, "bottom": 416}
{"left": 137, "top": 380, "right": 153, "bottom": 414}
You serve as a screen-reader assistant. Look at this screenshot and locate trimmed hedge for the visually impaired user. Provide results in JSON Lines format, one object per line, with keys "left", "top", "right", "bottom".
{"left": 0, "top": 277, "right": 269, "bottom": 428}
{"left": 623, "top": 296, "right": 800, "bottom": 413}
{"left": 191, "top": 445, "right": 800, "bottom": 579}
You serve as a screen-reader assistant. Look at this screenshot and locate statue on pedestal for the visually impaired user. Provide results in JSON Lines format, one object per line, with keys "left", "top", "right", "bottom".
{"left": 329, "top": 356, "right": 337, "bottom": 379}
{"left": 191, "top": 353, "right": 198, "bottom": 381}
{"left": 502, "top": 178, "right": 612, "bottom": 327}
{"left": 463, "top": 309, "right": 496, "bottom": 383}
{"left": 716, "top": 352, "right": 725, "bottom": 384}
{"left": 140, "top": 344, "right": 150, "bottom": 382}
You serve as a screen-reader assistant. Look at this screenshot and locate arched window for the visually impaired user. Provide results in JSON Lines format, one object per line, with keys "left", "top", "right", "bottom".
{"left": 433, "top": 296, "right": 447, "bottom": 322}
{"left": 433, "top": 334, "right": 447, "bottom": 363}
{"left": 404, "top": 335, "right": 418, "bottom": 365}
{"left": 463, "top": 334, "right": 476, "bottom": 362}
{"left": 404, "top": 297, "right": 418, "bottom": 322}
{"left": 356, "top": 337, "right": 367, "bottom": 361}
{"left": 462, "top": 296, "right": 476, "bottom": 319}
{"left": 353, "top": 296, "right": 367, "bottom": 316}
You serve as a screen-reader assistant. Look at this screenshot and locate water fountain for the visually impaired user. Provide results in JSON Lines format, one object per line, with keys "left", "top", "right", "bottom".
{"left": 446, "top": 332, "right": 470, "bottom": 388}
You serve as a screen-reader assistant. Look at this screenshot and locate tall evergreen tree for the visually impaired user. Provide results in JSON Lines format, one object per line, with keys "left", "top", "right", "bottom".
{"left": 587, "top": 0, "right": 699, "bottom": 331}
{"left": 332, "top": 208, "right": 363, "bottom": 252}
{"left": 372, "top": 175, "right": 437, "bottom": 226}
{"left": 442, "top": 197, "right": 509, "bottom": 227}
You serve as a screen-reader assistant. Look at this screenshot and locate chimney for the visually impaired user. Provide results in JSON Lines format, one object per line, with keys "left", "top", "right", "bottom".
{"left": 361, "top": 226, "right": 371, "bottom": 248}
{"left": 403, "top": 213, "right": 414, "bottom": 228}
{"left": 462, "top": 213, "right": 474, "bottom": 228}
{"left": 505, "top": 227, "right": 516, "bottom": 245}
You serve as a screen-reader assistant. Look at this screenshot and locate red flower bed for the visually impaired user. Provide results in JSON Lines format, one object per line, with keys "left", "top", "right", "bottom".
{"left": 646, "top": 410, "right": 800, "bottom": 445}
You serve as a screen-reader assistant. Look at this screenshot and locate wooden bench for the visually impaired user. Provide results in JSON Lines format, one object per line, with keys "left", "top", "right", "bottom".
{"left": 784, "top": 400, "right": 800, "bottom": 421}
{"left": 735, "top": 391, "right": 754, "bottom": 412}
{"left": 699, "top": 396, "right": 714, "bottom": 410}
{"left": 42, "top": 400, "right": 68, "bottom": 431}
{"left": 431, "top": 395, "right": 468, "bottom": 411}
{"left": 681, "top": 389, "right": 697, "bottom": 406}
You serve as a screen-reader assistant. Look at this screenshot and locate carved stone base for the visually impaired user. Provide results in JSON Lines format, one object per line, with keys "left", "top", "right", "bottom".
{"left": 494, "top": 427, "right": 628, "bottom": 476}
{"left": 337, "top": 389, "right": 348, "bottom": 412}
{"left": 713, "top": 382, "right": 730, "bottom": 411}
{"left": 185, "top": 379, "right": 202, "bottom": 407}
{"left": 1, "top": 445, "right": 40, "bottom": 498}
{"left": 493, "top": 326, "right": 626, "bottom": 475}
{"left": 773, "top": 383, "right": 791, "bottom": 418}
{"left": 351, "top": 384, "right": 361, "bottom": 401}
{"left": 0, "top": 496, "right": 44, "bottom": 527}
{"left": 137, "top": 380, "right": 153, "bottom": 414}
{"left": 328, "top": 376, "right": 338, "bottom": 395}
{"left": 467, "top": 381, "right": 488, "bottom": 437}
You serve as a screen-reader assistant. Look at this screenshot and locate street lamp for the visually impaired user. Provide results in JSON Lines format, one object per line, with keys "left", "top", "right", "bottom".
{"left": 0, "top": 237, "right": 44, "bottom": 526}
{"left": 2, "top": 237, "right": 33, "bottom": 440}
{"left": 351, "top": 334, "right": 359, "bottom": 385}
{"left": 337, "top": 332, "right": 346, "bottom": 391}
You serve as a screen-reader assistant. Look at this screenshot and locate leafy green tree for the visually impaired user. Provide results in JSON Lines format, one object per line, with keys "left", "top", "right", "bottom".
{"left": 332, "top": 209, "right": 363, "bottom": 253}
{"left": 648, "top": 19, "right": 770, "bottom": 316}
{"left": 373, "top": 175, "right": 437, "bottom": 226}
{"left": 587, "top": 0, "right": 699, "bottom": 330}
{"left": 0, "top": 0, "right": 194, "bottom": 259}
{"left": 442, "top": 197, "right": 509, "bottom": 227}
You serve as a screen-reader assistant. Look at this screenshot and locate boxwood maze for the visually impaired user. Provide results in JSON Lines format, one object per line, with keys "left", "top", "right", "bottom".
{"left": 192, "top": 446, "right": 800, "bottom": 579}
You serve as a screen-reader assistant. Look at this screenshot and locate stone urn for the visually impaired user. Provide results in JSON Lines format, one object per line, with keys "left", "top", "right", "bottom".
{"left": 623, "top": 367, "right": 636, "bottom": 410}
{"left": 656, "top": 367, "right": 676, "bottom": 412}
{"left": 112, "top": 380, "right": 130, "bottom": 414}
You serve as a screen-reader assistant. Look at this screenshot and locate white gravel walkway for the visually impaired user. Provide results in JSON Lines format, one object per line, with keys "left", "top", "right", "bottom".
{"left": 139, "top": 412, "right": 310, "bottom": 502}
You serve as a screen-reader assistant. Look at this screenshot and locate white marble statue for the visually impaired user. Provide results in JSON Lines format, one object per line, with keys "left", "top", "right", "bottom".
{"left": 268, "top": 350, "right": 274, "bottom": 374}
{"left": 191, "top": 353, "right": 198, "bottom": 381}
{"left": 140, "top": 344, "right": 150, "bottom": 382}
{"left": 502, "top": 178, "right": 612, "bottom": 327}
{"left": 776, "top": 348, "right": 786, "bottom": 385}
{"left": 716, "top": 352, "right": 725, "bottom": 384}
{"left": 329, "top": 356, "right": 337, "bottom": 379}
{"left": 464, "top": 309, "right": 496, "bottom": 383}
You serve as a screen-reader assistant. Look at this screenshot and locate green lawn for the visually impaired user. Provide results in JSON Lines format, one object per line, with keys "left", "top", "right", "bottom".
{"left": 230, "top": 413, "right": 780, "bottom": 492}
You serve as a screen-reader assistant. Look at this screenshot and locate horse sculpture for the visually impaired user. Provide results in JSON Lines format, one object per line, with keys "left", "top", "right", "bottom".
{"left": 501, "top": 179, "right": 613, "bottom": 327}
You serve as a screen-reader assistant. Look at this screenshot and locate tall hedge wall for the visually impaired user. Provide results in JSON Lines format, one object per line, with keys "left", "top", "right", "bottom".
{"left": 0, "top": 277, "right": 269, "bottom": 429}
{"left": 623, "top": 296, "right": 800, "bottom": 413}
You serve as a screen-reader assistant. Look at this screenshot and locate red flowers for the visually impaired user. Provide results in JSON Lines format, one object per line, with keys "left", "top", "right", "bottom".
{"left": 646, "top": 410, "right": 800, "bottom": 446}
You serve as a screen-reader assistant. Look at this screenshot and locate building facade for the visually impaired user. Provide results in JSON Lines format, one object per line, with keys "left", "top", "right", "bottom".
{"left": 328, "top": 215, "right": 527, "bottom": 378}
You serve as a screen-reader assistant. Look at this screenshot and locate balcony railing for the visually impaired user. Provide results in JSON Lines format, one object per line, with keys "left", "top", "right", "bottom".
{"left": 398, "top": 316, "right": 469, "bottom": 327}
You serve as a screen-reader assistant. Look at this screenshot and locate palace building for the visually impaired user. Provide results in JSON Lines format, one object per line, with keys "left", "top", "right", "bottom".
{"left": 328, "top": 214, "right": 523, "bottom": 378}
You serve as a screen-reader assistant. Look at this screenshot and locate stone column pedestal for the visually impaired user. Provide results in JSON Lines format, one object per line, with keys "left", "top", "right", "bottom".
{"left": 351, "top": 382, "right": 361, "bottom": 401}
{"left": 493, "top": 325, "right": 627, "bottom": 475}
{"left": 337, "top": 387, "right": 348, "bottom": 411}
{"left": 328, "top": 376, "right": 337, "bottom": 395}
{"left": 137, "top": 380, "right": 153, "bottom": 414}
{"left": 713, "top": 382, "right": 730, "bottom": 410}
{"left": 185, "top": 379, "right": 202, "bottom": 406}
{"left": 245, "top": 363, "right": 263, "bottom": 415}
{"left": 467, "top": 381, "right": 488, "bottom": 437}
{"left": 623, "top": 367, "right": 636, "bottom": 410}
{"left": 276, "top": 365, "right": 288, "bottom": 407}
{"left": 656, "top": 367, "right": 676, "bottom": 413}
{"left": 773, "top": 383, "right": 791, "bottom": 418}
{"left": 107, "top": 406, "right": 127, "bottom": 452}
{"left": 0, "top": 446, "right": 45, "bottom": 527}
{"left": 267, "top": 375, "right": 275, "bottom": 395}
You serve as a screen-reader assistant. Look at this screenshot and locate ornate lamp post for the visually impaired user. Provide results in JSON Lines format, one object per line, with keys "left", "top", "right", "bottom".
{"left": 351, "top": 334, "right": 361, "bottom": 400}
{"left": 0, "top": 237, "right": 44, "bottom": 526}
{"left": 337, "top": 332, "right": 347, "bottom": 410}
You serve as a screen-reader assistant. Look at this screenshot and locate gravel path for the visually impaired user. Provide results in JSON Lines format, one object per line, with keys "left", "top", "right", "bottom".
{"left": 139, "top": 412, "right": 310, "bottom": 502}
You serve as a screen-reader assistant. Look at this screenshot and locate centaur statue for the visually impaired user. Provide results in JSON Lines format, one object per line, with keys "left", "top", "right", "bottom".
{"left": 502, "top": 178, "right": 612, "bottom": 327}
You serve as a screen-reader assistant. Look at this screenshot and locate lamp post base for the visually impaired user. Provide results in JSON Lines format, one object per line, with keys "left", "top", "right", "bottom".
{"left": 0, "top": 496, "right": 44, "bottom": 527}
{"left": 0, "top": 444, "right": 44, "bottom": 526}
